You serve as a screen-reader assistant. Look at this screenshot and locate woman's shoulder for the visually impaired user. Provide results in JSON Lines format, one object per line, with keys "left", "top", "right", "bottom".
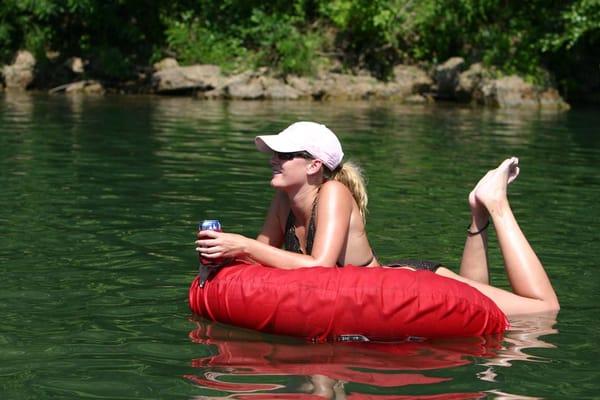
{"left": 321, "top": 180, "right": 352, "bottom": 195}
{"left": 319, "top": 180, "right": 354, "bottom": 204}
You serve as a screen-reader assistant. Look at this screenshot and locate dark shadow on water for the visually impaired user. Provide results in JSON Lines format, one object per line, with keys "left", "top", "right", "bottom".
{"left": 185, "top": 313, "right": 557, "bottom": 399}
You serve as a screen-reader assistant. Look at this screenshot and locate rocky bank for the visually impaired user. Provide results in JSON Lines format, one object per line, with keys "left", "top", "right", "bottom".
{"left": 1, "top": 51, "right": 569, "bottom": 109}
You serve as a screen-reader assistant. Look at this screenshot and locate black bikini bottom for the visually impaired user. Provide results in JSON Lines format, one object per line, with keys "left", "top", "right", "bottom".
{"left": 384, "top": 259, "right": 443, "bottom": 272}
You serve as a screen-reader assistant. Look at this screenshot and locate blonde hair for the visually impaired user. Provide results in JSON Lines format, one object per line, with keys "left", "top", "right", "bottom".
{"left": 326, "top": 161, "right": 368, "bottom": 223}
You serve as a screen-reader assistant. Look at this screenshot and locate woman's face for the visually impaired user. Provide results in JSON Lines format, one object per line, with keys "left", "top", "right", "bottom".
{"left": 269, "top": 151, "right": 314, "bottom": 189}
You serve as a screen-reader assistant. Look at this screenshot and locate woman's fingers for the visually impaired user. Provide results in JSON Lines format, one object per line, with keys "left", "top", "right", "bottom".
{"left": 195, "top": 230, "right": 227, "bottom": 259}
{"left": 195, "top": 231, "right": 242, "bottom": 258}
{"left": 195, "top": 244, "right": 221, "bottom": 253}
{"left": 196, "top": 231, "right": 222, "bottom": 249}
{"left": 200, "top": 245, "right": 222, "bottom": 254}
{"left": 200, "top": 251, "right": 223, "bottom": 259}
{"left": 196, "top": 242, "right": 223, "bottom": 257}
{"left": 197, "top": 230, "right": 220, "bottom": 239}
{"left": 195, "top": 238, "right": 219, "bottom": 247}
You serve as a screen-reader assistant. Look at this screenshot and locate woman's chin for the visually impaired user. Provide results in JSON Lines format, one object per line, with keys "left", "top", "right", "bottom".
{"left": 270, "top": 175, "right": 284, "bottom": 188}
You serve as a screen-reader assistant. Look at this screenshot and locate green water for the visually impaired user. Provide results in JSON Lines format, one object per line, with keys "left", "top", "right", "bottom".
{"left": 1, "top": 93, "right": 599, "bottom": 399}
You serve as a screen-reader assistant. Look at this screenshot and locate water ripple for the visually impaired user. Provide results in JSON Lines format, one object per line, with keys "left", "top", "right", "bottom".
{"left": 1, "top": 94, "right": 599, "bottom": 399}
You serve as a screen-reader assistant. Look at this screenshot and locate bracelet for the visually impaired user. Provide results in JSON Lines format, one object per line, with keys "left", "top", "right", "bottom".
{"left": 467, "top": 220, "right": 490, "bottom": 235}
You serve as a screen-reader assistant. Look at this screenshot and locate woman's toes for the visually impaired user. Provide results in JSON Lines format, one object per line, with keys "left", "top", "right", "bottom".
{"left": 508, "top": 166, "right": 520, "bottom": 185}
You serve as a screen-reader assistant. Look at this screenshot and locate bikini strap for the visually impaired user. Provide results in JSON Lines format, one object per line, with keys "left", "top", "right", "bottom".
{"left": 305, "top": 198, "right": 318, "bottom": 255}
{"left": 283, "top": 211, "right": 302, "bottom": 253}
{"left": 283, "top": 189, "right": 320, "bottom": 255}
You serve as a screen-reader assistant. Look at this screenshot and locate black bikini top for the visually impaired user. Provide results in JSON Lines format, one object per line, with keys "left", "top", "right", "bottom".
{"left": 283, "top": 197, "right": 375, "bottom": 267}
{"left": 283, "top": 200, "right": 318, "bottom": 255}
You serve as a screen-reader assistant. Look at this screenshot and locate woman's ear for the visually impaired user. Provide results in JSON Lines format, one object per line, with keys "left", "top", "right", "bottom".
{"left": 306, "top": 159, "right": 323, "bottom": 176}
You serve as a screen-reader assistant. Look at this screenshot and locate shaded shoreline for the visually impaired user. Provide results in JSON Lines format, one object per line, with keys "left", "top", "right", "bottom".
{"left": 2, "top": 53, "right": 572, "bottom": 110}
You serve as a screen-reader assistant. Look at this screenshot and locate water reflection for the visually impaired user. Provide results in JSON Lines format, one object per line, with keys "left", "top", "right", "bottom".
{"left": 477, "top": 313, "right": 558, "bottom": 384}
{"left": 185, "top": 315, "right": 557, "bottom": 399}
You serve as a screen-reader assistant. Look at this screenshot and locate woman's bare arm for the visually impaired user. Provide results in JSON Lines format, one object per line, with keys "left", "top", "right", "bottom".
{"left": 197, "top": 182, "right": 354, "bottom": 268}
{"left": 255, "top": 192, "right": 285, "bottom": 247}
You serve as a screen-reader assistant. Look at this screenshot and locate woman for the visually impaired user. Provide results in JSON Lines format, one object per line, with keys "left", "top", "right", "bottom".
{"left": 197, "top": 121, "right": 379, "bottom": 269}
{"left": 196, "top": 122, "right": 559, "bottom": 316}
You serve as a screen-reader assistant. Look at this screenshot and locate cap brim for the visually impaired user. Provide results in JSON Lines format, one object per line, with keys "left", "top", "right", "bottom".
{"left": 255, "top": 135, "right": 304, "bottom": 153}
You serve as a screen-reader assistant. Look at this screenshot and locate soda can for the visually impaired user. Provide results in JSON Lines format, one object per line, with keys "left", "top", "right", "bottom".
{"left": 198, "top": 219, "right": 223, "bottom": 287}
{"left": 198, "top": 219, "right": 222, "bottom": 266}
{"left": 200, "top": 219, "right": 222, "bottom": 232}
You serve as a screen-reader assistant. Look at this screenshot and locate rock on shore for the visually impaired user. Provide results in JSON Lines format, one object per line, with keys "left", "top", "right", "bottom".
{"left": 1, "top": 51, "right": 36, "bottom": 90}
{"left": 434, "top": 58, "right": 569, "bottom": 109}
{"left": 1, "top": 50, "right": 569, "bottom": 109}
{"left": 149, "top": 57, "right": 567, "bottom": 108}
{"left": 151, "top": 62, "right": 434, "bottom": 103}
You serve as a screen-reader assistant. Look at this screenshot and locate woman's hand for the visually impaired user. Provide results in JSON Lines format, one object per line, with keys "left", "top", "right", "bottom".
{"left": 195, "top": 230, "right": 249, "bottom": 260}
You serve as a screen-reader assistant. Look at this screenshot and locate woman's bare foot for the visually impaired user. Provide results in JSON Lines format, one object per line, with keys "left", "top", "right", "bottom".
{"left": 460, "top": 158, "right": 520, "bottom": 284}
{"left": 474, "top": 157, "right": 520, "bottom": 214}
{"left": 469, "top": 169, "right": 494, "bottom": 221}
{"left": 469, "top": 158, "right": 520, "bottom": 214}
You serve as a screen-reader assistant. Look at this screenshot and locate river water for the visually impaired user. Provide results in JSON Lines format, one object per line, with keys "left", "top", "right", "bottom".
{"left": 1, "top": 93, "right": 599, "bottom": 399}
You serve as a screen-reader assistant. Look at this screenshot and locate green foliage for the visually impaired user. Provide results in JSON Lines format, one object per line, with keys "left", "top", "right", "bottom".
{"left": 389, "top": 1, "right": 545, "bottom": 81}
{"left": 541, "top": 0, "right": 600, "bottom": 51}
{"left": 319, "top": 0, "right": 409, "bottom": 77}
{"left": 0, "top": 0, "right": 597, "bottom": 99}
{"left": 0, "top": 0, "right": 169, "bottom": 78}
{"left": 89, "top": 46, "right": 134, "bottom": 80}
{"left": 164, "top": 13, "right": 248, "bottom": 72}
{"left": 0, "top": 0, "right": 51, "bottom": 61}
{"left": 243, "top": 10, "right": 323, "bottom": 75}
{"left": 539, "top": 0, "right": 600, "bottom": 98}
{"left": 369, "top": 0, "right": 598, "bottom": 87}
{"left": 162, "top": 6, "right": 324, "bottom": 75}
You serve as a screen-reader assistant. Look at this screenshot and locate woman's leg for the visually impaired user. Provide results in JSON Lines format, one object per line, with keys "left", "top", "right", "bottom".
{"left": 438, "top": 158, "right": 559, "bottom": 316}
{"left": 459, "top": 171, "right": 492, "bottom": 283}
{"left": 459, "top": 163, "right": 520, "bottom": 284}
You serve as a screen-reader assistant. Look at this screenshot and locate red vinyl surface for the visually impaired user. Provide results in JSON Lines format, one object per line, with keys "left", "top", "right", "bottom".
{"left": 189, "top": 262, "right": 508, "bottom": 341}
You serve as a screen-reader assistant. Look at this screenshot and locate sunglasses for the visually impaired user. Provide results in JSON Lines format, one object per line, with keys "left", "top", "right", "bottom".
{"left": 275, "top": 151, "right": 313, "bottom": 161}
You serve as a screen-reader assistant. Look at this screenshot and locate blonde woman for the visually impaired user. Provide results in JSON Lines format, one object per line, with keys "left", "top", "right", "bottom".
{"left": 196, "top": 123, "right": 559, "bottom": 316}
{"left": 197, "top": 121, "right": 379, "bottom": 268}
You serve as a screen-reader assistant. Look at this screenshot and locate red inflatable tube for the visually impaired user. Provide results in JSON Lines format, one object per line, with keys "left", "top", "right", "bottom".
{"left": 188, "top": 262, "right": 509, "bottom": 341}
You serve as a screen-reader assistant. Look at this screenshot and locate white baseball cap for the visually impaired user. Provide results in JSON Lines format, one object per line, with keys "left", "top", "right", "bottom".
{"left": 255, "top": 121, "right": 344, "bottom": 170}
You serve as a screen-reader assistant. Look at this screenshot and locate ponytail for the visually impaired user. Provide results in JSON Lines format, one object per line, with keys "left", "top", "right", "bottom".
{"left": 327, "top": 161, "right": 368, "bottom": 223}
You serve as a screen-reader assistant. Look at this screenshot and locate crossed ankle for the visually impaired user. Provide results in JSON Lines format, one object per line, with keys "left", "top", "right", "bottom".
{"left": 470, "top": 211, "right": 489, "bottom": 225}
{"left": 467, "top": 220, "right": 490, "bottom": 235}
